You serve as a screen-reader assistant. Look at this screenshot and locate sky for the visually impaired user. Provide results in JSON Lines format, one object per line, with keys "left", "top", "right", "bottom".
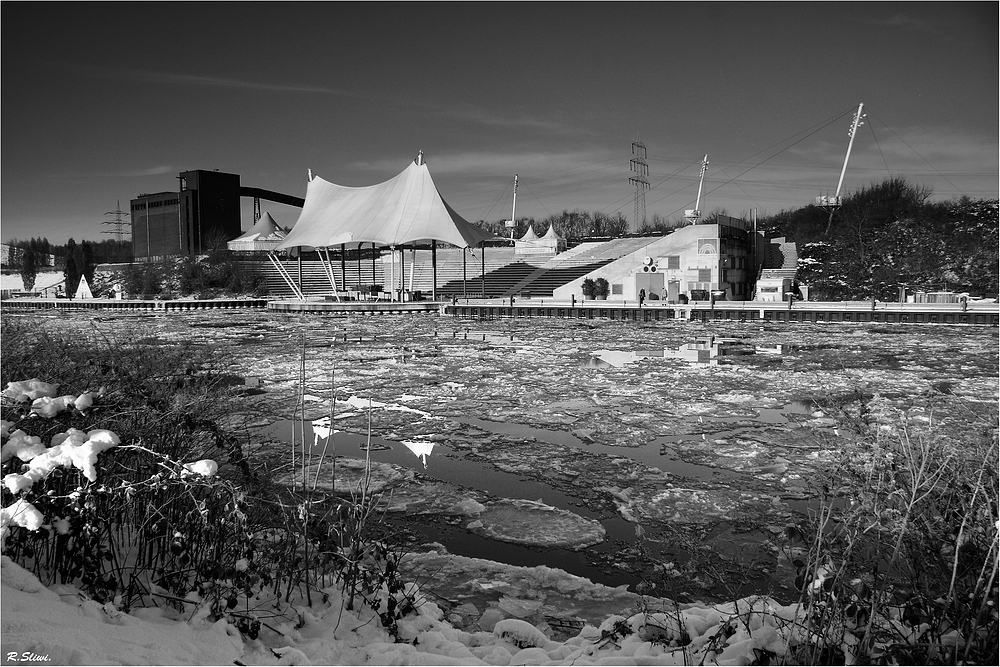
{"left": 2, "top": 2, "right": 997, "bottom": 245}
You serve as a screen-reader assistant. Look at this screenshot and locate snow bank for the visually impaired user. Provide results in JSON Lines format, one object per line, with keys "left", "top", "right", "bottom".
{"left": 1, "top": 556, "right": 244, "bottom": 665}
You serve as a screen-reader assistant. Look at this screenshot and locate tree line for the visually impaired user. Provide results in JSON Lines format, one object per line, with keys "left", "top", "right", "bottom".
{"left": 6, "top": 238, "right": 131, "bottom": 295}
{"left": 5, "top": 237, "right": 132, "bottom": 267}
{"left": 758, "top": 178, "right": 998, "bottom": 300}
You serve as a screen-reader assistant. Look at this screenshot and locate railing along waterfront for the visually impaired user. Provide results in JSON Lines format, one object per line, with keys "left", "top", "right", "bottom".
{"left": 1, "top": 298, "right": 267, "bottom": 312}
{"left": 440, "top": 298, "right": 999, "bottom": 326}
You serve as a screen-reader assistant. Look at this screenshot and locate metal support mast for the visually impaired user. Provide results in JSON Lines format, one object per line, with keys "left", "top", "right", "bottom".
{"left": 684, "top": 155, "right": 709, "bottom": 225}
{"left": 102, "top": 200, "right": 131, "bottom": 241}
{"left": 504, "top": 174, "right": 518, "bottom": 239}
{"left": 629, "top": 136, "right": 649, "bottom": 233}
{"left": 817, "top": 103, "right": 865, "bottom": 230}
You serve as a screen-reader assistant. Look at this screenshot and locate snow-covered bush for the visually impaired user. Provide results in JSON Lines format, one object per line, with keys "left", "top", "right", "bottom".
{"left": 1, "top": 317, "right": 423, "bottom": 643}
{"left": 776, "top": 402, "right": 999, "bottom": 665}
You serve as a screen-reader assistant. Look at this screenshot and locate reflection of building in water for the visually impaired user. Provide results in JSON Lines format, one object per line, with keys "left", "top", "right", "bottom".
{"left": 403, "top": 440, "right": 436, "bottom": 468}
{"left": 589, "top": 336, "right": 783, "bottom": 368}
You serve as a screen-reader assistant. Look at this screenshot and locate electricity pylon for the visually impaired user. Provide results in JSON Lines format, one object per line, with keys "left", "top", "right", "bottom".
{"left": 102, "top": 200, "right": 130, "bottom": 241}
{"left": 629, "top": 136, "right": 650, "bottom": 233}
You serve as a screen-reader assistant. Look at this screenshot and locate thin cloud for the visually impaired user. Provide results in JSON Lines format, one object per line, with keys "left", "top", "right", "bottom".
{"left": 69, "top": 62, "right": 353, "bottom": 95}
{"left": 430, "top": 104, "right": 581, "bottom": 135}
{"left": 118, "top": 165, "right": 176, "bottom": 177}
{"left": 874, "top": 13, "right": 936, "bottom": 32}
{"left": 350, "top": 148, "right": 621, "bottom": 178}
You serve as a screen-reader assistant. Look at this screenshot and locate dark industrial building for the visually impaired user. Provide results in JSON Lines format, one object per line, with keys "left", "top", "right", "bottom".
{"left": 130, "top": 169, "right": 302, "bottom": 261}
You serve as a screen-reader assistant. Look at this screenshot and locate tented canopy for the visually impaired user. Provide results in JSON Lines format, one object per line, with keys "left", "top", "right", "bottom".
{"left": 515, "top": 222, "right": 565, "bottom": 256}
{"left": 276, "top": 161, "right": 497, "bottom": 251}
{"left": 228, "top": 212, "right": 287, "bottom": 251}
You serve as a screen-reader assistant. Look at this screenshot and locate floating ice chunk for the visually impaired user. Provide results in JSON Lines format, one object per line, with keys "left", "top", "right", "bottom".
{"left": 497, "top": 596, "right": 542, "bottom": 619}
{"left": 344, "top": 395, "right": 431, "bottom": 417}
{"left": 182, "top": 459, "right": 218, "bottom": 478}
{"left": 449, "top": 498, "right": 485, "bottom": 516}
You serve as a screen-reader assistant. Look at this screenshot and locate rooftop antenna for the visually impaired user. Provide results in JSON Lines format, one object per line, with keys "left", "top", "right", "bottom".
{"left": 684, "top": 155, "right": 709, "bottom": 225}
{"left": 102, "top": 200, "right": 130, "bottom": 241}
{"left": 817, "top": 102, "right": 865, "bottom": 233}
{"left": 504, "top": 174, "right": 518, "bottom": 239}
{"left": 629, "top": 135, "right": 650, "bottom": 233}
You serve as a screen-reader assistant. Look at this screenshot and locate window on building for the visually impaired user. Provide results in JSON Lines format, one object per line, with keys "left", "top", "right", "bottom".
{"left": 666, "top": 255, "right": 680, "bottom": 270}
{"left": 612, "top": 283, "right": 623, "bottom": 295}
{"left": 698, "top": 269, "right": 712, "bottom": 282}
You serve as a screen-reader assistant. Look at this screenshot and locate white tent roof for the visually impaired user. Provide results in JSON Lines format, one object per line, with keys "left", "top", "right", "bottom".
{"left": 518, "top": 225, "right": 539, "bottom": 241}
{"left": 276, "top": 161, "right": 497, "bottom": 251}
{"left": 232, "top": 212, "right": 286, "bottom": 243}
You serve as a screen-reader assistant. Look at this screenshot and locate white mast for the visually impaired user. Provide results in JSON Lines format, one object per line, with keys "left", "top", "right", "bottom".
{"left": 817, "top": 102, "right": 865, "bottom": 209}
{"left": 817, "top": 103, "right": 866, "bottom": 234}
{"left": 684, "top": 155, "right": 709, "bottom": 225}
{"left": 505, "top": 174, "right": 518, "bottom": 239}
{"left": 835, "top": 103, "right": 865, "bottom": 200}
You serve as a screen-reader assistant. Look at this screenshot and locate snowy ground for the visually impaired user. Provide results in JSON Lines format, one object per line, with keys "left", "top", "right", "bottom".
{"left": 2, "top": 551, "right": 868, "bottom": 666}
{"left": 2, "top": 311, "right": 996, "bottom": 665}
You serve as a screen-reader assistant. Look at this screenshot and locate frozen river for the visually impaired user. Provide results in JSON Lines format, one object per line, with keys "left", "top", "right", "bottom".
{"left": 25, "top": 310, "right": 1000, "bottom": 601}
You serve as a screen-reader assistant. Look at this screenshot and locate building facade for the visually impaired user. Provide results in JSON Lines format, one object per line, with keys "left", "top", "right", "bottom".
{"left": 131, "top": 170, "right": 242, "bottom": 261}
{"left": 554, "top": 216, "right": 760, "bottom": 303}
{"left": 131, "top": 192, "right": 182, "bottom": 261}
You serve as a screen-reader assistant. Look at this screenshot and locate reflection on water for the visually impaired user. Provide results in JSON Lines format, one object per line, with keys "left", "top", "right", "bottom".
{"left": 436, "top": 330, "right": 517, "bottom": 344}
{"left": 589, "top": 336, "right": 783, "bottom": 368}
{"left": 402, "top": 440, "right": 436, "bottom": 468}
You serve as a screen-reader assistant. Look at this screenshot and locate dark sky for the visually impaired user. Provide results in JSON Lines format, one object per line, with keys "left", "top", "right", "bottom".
{"left": 2, "top": 2, "right": 997, "bottom": 244}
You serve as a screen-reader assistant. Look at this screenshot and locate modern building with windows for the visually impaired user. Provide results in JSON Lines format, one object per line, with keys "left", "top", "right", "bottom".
{"left": 553, "top": 216, "right": 775, "bottom": 303}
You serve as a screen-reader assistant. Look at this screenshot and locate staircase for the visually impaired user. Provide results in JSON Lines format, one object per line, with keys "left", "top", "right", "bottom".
{"left": 753, "top": 240, "right": 800, "bottom": 299}
{"left": 387, "top": 247, "right": 543, "bottom": 298}
{"left": 504, "top": 237, "right": 658, "bottom": 297}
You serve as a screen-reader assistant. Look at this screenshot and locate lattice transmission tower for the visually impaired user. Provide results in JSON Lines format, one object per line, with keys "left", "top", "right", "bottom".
{"left": 629, "top": 136, "right": 649, "bottom": 233}
{"left": 102, "top": 200, "right": 130, "bottom": 241}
